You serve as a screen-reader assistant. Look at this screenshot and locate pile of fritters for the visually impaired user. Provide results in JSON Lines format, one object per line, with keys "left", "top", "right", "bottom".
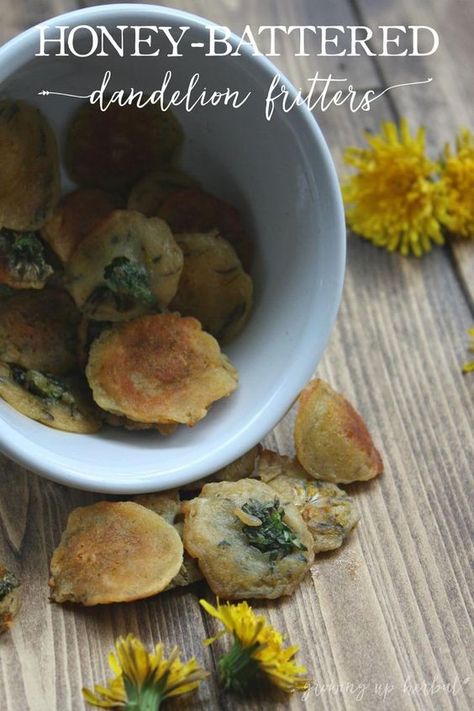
{"left": 0, "top": 98, "right": 254, "bottom": 432}
{"left": 49, "top": 379, "right": 384, "bottom": 605}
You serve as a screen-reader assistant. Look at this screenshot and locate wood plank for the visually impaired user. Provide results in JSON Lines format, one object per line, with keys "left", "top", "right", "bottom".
{"left": 268, "top": 95, "right": 474, "bottom": 710}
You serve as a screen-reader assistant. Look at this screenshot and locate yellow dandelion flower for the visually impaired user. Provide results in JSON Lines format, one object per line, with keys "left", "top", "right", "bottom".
{"left": 462, "top": 328, "right": 474, "bottom": 373}
{"left": 200, "top": 599, "right": 310, "bottom": 694}
{"left": 342, "top": 118, "right": 447, "bottom": 256}
{"left": 439, "top": 129, "right": 474, "bottom": 240}
{"left": 82, "top": 634, "right": 208, "bottom": 710}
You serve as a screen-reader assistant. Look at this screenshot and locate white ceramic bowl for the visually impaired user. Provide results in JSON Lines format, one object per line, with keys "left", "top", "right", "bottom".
{"left": 0, "top": 4, "right": 345, "bottom": 493}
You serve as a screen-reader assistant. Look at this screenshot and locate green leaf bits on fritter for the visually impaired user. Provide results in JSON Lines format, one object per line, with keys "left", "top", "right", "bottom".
{"left": 0, "top": 229, "right": 53, "bottom": 284}
{"left": 239, "top": 497, "right": 308, "bottom": 562}
{"left": 103, "top": 255, "right": 155, "bottom": 310}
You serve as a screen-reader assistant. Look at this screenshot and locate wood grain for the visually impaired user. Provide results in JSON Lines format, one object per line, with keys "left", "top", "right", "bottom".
{"left": 0, "top": 1, "right": 473, "bottom": 710}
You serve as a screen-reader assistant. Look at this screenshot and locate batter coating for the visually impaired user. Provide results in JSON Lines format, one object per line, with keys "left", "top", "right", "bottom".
{"left": 171, "top": 231, "right": 253, "bottom": 343}
{"left": 0, "top": 289, "right": 80, "bottom": 375}
{"left": 49, "top": 501, "right": 183, "bottom": 605}
{"left": 183, "top": 479, "right": 314, "bottom": 600}
{"left": 295, "top": 379, "right": 384, "bottom": 483}
{"left": 86, "top": 313, "right": 238, "bottom": 427}
{"left": 0, "top": 361, "right": 101, "bottom": 433}
{"left": 134, "top": 492, "right": 202, "bottom": 589}
{"left": 66, "top": 210, "right": 183, "bottom": 321}
{"left": 0, "top": 99, "right": 60, "bottom": 231}
{"left": 257, "top": 450, "right": 359, "bottom": 552}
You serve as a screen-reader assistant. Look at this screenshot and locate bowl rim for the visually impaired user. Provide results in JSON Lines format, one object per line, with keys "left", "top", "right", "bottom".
{"left": 0, "top": 3, "right": 346, "bottom": 493}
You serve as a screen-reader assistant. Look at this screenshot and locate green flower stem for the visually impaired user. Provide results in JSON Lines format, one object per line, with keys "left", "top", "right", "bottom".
{"left": 218, "top": 639, "right": 262, "bottom": 694}
{"left": 123, "top": 676, "right": 165, "bottom": 711}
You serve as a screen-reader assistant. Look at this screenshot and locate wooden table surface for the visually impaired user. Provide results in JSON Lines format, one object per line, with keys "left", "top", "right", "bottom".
{"left": 0, "top": 1, "right": 473, "bottom": 709}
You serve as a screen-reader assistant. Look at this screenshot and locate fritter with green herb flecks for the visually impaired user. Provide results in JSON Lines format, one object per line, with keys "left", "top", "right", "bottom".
{"left": 65, "top": 102, "right": 183, "bottom": 192}
{"left": 182, "top": 478, "right": 314, "bottom": 600}
{"left": 66, "top": 210, "right": 183, "bottom": 321}
{"left": 86, "top": 313, "right": 238, "bottom": 427}
{"left": 0, "top": 99, "right": 60, "bottom": 231}
{"left": 257, "top": 450, "right": 359, "bottom": 552}
{"left": 41, "top": 188, "right": 122, "bottom": 263}
{"left": 295, "top": 379, "right": 383, "bottom": 483}
{"left": 0, "top": 289, "right": 80, "bottom": 375}
{"left": 0, "top": 361, "right": 101, "bottom": 433}
{"left": 49, "top": 501, "right": 183, "bottom": 605}
{"left": 171, "top": 231, "right": 253, "bottom": 343}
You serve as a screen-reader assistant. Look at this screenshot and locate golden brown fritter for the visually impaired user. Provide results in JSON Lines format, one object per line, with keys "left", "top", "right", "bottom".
{"left": 86, "top": 313, "right": 238, "bottom": 427}
{"left": 134, "top": 492, "right": 202, "bottom": 589}
{"left": 128, "top": 168, "right": 197, "bottom": 217}
{"left": 0, "top": 99, "right": 60, "bottom": 231}
{"left": 49, "top": 501, "right": 183, "bottom": 605}
{"left": 41, "top": 188, "right": 122, "bottom": 263}
{"left": 66, "top": 210, "right": 183, "bottom": 321}
{"left": 182, "top": 479, "right": 314, "bottom": 599}
{"left": 0, "top": 289, "right": 80, "bottom": 375}
{"left": 171, "top": 231, "right": 253, "bottom": 343}
{"left": 0, "top": 361, "right": 101, "bottom": 433}
{"left": 257, "top": 450, "right": 359, "bottom": 552}
{"left": 294, "top": 379, "right": 383, "bottom": 483}
{"left": 158, "top": 187, "right": 253, "bottom": 270}
{"left": 0, "top": 565, "right": 21, "bottom": 633}
{"left": 65, "top": 102, "right": 183, "bottom": 192}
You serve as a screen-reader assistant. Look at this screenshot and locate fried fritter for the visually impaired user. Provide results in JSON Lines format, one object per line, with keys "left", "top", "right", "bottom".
{"left": 134, "top": 492, "right": 202, "bottom": 589}
{"left": 182, "top": 479, "right": 314, "bottom": 599}
{"left": 0, "top": 229, "right": 54, "bottom": 289}
{"left": 0, "top": 99, "right": 60, "bottom": 231}
{"left": 49, "top": 501, "right": 183, "bottom": 605}
{"left": 0, "top": 565, "right": 21, "bottom": 633}
{"left": 0, "top": 361, "right": 101, "bottom": 433}
{"left": 41, "top": 188, "right": 122, "bottom": 263}
{"left": 66, "top": 210, "right": 183, "bottom": 321}
{"left": 158, "top": 188, "right": 253, "bottom": 270}
{"left": 294, "top": 379, "right": 384, "bottom": 483}
{"left": 0, "top": 289, "right": 79, "bottom": 375}
{"left": 257, "top": 450, "right": 359, "bottom": 552}
{"left": 171, "top": 232, "right": 253, "bottom": 343}
{"left": 86, "top": 313, "right": 238, "bottom": 427}
{"left": 65, "top": 102, "right": 183, "bottom": 192}
{"left": 127, "top": 168, "right": 197, "bottom": 217}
